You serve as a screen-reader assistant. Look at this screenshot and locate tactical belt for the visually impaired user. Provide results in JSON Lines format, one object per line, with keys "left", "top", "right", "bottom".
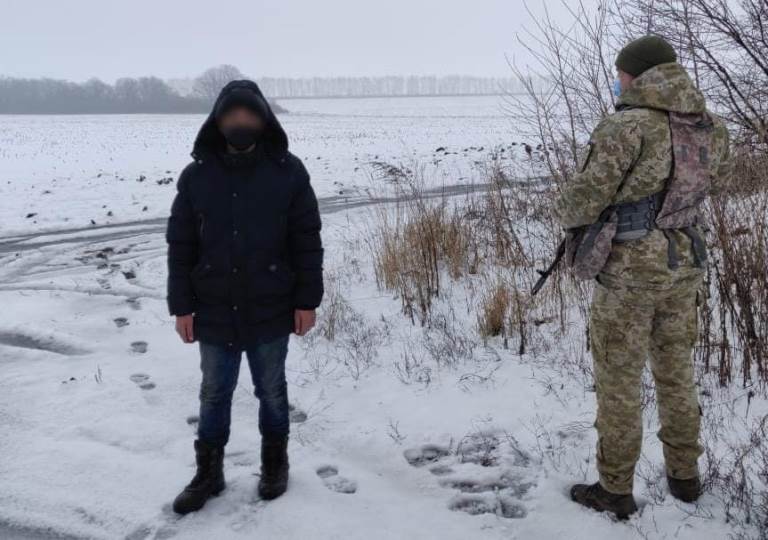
{"left": 612, "top": 191, "right": 707, "bottom": 270}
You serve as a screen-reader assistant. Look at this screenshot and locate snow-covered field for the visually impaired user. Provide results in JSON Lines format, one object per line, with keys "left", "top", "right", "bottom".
{"left": 0, "top": 97, "right": 759, "bottom": 539}
{"left": 0, "top": 96, "right": 524, "bottom": 236}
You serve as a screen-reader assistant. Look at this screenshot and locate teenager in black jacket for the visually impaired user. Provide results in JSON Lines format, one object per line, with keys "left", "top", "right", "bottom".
{"left": 166, "top": 80, "right": 323, "bottom": 514}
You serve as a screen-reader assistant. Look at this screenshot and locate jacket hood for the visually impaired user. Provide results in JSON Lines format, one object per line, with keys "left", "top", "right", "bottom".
{"left": 192, "top": 80, "right": 288, "bottom": 160}
{"left": 617, "top": 63, "right": 706, "bottom": 114}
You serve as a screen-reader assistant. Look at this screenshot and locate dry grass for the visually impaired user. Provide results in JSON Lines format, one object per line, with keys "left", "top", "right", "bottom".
{"left": 478, "top": 281, "right": 510, "bottom": 338}
{"left": 373, "top": 203, "right": 445, "bottom": 326}
{"left": 477, "top": 278, "right": 531, "bottom": 355}
{"left": 699, "top": 150, "right": 768, "bottom": 388}
{"left": 370, "top": 167, "right": 473, "bottom": 326}
{"left": 370, "top": 160, "right": 548, "bottom": 331}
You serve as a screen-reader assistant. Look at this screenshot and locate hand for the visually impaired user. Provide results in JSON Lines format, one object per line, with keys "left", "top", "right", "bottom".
{"left": 294, "top": 309, "right": 316, "bottom": 336}
{"left": 175, "top": 314, "right": 195, "bottom": 343}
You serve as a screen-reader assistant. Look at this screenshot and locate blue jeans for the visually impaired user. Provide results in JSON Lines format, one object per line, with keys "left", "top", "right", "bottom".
{"left": 197, "top": 336, "right": 290, "bottom": 447}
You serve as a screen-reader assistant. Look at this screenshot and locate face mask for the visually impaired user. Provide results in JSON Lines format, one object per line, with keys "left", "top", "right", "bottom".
{"left": 613, "top": 79, "right": 622, "bottom": 97}
{"left": 222, "top": 126, "right": 262, "bottom": 151}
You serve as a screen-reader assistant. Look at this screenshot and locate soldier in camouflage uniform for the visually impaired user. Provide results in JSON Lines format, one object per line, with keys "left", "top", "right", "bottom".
{"left": 556, "top": 35, "right": 732, "bottom": 519}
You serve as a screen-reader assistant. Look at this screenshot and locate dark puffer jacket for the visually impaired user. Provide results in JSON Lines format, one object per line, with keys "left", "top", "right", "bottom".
{"left": 166, "top": 80, "right": 323, "bottom": 345}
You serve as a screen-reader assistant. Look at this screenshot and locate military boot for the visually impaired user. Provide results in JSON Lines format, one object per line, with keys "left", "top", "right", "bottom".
{"left": 571, "top": 482, "right": 638, "bottom": 520}
{"left": 258, "top": 434, "right": 289, "bottom": 500}
{"left": 173, "top": 440, "right": 226, "bottom": 515}
{"left": 667, "top": 475, "right": 701, "bottom": 503}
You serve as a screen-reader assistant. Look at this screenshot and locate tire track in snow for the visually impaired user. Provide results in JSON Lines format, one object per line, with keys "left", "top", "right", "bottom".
{"left": 0, "top": 181, "right": 523, "bottom": 301}
{"left": 0, "top": 180, "right": 536, "bottom": 259}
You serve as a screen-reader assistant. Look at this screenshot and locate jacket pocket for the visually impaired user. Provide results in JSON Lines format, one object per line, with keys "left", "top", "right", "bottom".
{"left": 245, "top": 253, "right": 296, "bottom": 298}
{"left": 190, "top": 258, "right": 230, "bottom": 304}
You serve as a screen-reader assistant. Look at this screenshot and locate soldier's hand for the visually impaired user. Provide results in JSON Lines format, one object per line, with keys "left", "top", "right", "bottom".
{"left": 294, "top": 309, "right": 316, "bottom": 336}
{"left": 175, "top": 314, "right": 195, "bottom": 343}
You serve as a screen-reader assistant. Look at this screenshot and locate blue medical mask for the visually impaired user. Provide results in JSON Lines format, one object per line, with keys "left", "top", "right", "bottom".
{"left": 613, "top": 79, "right": 622, "bottom": 97}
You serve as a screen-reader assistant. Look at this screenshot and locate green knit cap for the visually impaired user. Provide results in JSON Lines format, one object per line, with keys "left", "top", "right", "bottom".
{"left": 616, "top": 35, "right": 677, "bottom": 77}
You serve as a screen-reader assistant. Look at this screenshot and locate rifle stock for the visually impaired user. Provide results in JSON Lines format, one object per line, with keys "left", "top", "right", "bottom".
{"left": 531, "top": 238, "right": 566, "bottom": 296}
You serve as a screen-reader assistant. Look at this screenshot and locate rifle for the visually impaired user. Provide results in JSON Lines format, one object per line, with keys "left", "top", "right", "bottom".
{"left": 531, "top": 238, "right": 566, "bottom": 296}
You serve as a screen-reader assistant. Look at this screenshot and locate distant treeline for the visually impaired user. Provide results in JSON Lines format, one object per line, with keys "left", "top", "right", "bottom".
{"left": 0, "top": 67, "right": 534, "bottom": 114}
{"left": 0, "top": 66, "right": 288, "bottom": 114}
{"left": 257, "top": 75, "right": 527, "bottom": 98}
{"left": 0, "top": 76, "right": 211, "bottom": 114}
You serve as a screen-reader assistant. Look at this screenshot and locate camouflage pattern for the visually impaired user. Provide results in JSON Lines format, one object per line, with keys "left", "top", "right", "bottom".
{"left": 591, "top": 272, "right": 703, "bottom": 494}
{"left": 556, "top": 62, "right": 732, "bottom": 287}
{"left": 655, "top": 112, "right": 716, "bottom": 229}
{"left": 565, "top": 211, "right": 618, "bottom": 281}
{"left": 555, "top": 62, "right": 732, "bottom": 494}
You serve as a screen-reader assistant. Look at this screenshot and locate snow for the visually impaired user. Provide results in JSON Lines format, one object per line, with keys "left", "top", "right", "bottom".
{"left": 0, "top": 97, "right": 757, "bottom": 539}
{"left": 0, "top": 96, "right": 522, "bottom": 236}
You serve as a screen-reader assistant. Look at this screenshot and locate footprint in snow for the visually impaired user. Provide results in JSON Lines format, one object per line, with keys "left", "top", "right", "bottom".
{"left": 126, "top": 297, "right": 141, "bottom": 310}
{"left": 96, "top": 277, "right": 111, "bottom": 290}
{"left": 114, "top": 317, "right": 129, "bottom": 328}
{"left": 288, "top": 403, "right": 308, "bottom": 423}
{"left": 130, "top": 373, "right": 155, "bottom": 390}
{"left": 317, "top": 465, "right": 357, "bottom": 494}
{"left": 405, "top": 433, "right": 537, "bottom": 519}
{"left": 440, "top": 474, "right": 535, "bottom": 496}
{"left": 457, "top": 432, "right": 501, "bottom": 467}
{"left": 403, "top": 444, "right": 451, "bottom": 467}
{"left": 429, "top": 465, "right": 455, "bottom": 476}
{"left": 130, "top": 341, "right": 148, "bottom": 354}
{"left": 449, "top": 493, "right": 527, "bottom": 519}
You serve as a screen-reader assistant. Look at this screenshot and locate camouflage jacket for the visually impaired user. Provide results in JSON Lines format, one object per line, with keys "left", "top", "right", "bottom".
{"left": 555, "top": 63, "right": 732, "bottom": 289}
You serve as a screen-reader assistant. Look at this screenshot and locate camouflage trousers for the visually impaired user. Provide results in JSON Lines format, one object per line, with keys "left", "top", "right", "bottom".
{"left": 590, "top": 272, "right": 703, "bottom": 494}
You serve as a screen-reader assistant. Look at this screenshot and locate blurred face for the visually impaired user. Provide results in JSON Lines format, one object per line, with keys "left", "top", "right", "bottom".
{"left": 217, "top": 107, "right": 266, "bottom": 152}
{"left": 618, "top": 70, "right": 636, "bottom": 93}
{"left": 217, "top": 106, "right": 265, "bottom": 133}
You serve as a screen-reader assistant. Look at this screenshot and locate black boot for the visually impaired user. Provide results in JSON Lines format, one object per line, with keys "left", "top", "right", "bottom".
{"left": 258, "top": 434, "right": 289, "bottom": 500}
{"left": 571, "top": 482, "right": 638, "bottom": 520}
{"left": 667, "top": 475, "right": 701, "bottom": 503}
{"left": 173, "top": 440, "right": 225, "bottom": 515}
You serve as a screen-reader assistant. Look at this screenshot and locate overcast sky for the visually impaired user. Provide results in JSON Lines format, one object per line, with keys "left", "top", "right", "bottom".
{"left": 0, "top": 0, "right": 588, "bottom": 82}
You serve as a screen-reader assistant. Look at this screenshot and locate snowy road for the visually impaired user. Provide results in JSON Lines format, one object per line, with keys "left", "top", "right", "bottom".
{"left": 0, "top": 181, "right": 509, "bottom": 258}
